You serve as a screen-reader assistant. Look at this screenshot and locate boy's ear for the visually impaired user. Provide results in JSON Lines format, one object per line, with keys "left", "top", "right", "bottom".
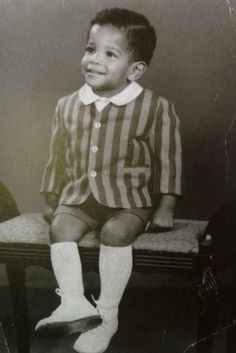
{"left": 128, "top": 62, "right": 147, "bottom": 81}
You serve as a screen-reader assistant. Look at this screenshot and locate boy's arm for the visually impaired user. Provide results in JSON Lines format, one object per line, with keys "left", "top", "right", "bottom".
{"left": 44, "top": 193, "right": 59, "bottom": 209}
{"left": 42, "top": 193, "right": 59, "bottom": 224}
{"left": 40, "top": 99, "right": 67, "bottom": 223}
{"left": 147, "top": 98, "right": 182, "bottom": 232}
{"left": 146, "top": 194, "right": 176, "bottom": 232}
{"left": 40, "top": 99, "right": 67, "bottom": 197}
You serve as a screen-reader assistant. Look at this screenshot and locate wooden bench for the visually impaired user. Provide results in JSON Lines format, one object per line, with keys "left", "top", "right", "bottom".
{"left": 0, "top": 213, "right": 212, "bottom": 353}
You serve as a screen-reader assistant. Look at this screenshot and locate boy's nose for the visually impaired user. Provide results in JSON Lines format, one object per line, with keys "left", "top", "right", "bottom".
{"left": 90, "top": 52, "right": 103, "bottom": 64}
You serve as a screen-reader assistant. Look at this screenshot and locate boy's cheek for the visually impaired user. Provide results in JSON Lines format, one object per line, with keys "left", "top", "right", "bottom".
{"left": 80, "top": 57, "right": 87, "bottom": 70}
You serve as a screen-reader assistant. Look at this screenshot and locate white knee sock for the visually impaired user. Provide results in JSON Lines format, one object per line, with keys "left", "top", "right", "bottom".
{"left": 51, "top": 242, "right": 84, "bottom": 301}
{"left": 98, "top": 244, "right": 133, "bottom": 318}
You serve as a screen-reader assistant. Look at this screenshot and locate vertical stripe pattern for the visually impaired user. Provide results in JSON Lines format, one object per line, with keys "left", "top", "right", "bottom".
{"left": 41, "top": 89, "right": 182, "bottom": 208}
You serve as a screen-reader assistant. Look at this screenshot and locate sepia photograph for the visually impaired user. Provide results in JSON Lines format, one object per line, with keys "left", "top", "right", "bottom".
{"left": 0, "top": 0, "right": 236, "bottom": 352}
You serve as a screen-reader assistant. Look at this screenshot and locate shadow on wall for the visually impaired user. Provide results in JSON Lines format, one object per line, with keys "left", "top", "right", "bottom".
{"left": 0, "top": 182, "right": 20, "bottom": 223}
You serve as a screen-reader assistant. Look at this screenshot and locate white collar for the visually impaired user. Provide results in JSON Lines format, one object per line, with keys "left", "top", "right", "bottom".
{"left": 79, "top": 82, "right": 143, "bottom": 108}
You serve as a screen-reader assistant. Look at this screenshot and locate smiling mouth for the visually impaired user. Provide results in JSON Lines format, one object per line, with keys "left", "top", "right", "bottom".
{"left": 86, "top": 68, "right": 105, "bottom": 75}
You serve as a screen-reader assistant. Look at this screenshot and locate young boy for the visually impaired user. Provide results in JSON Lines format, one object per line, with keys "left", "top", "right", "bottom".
{"left": 36, "top": 8, "right": 182, "bottom": 353}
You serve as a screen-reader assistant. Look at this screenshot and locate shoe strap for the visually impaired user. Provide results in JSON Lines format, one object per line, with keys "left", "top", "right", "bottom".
{"left": 55, "top": 288, "right": 63, "bottom": 297}
{"left": 97, "top": 304, "right": 118, "bottom": 321}
{"left": 91, "top": 294, "right": 98, "bottom": 306}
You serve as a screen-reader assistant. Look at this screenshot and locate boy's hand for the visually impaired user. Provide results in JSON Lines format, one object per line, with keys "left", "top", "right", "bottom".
{"left": 42, "top": 193, "right": 59, "bottom": 224}
{"left": 145, "top": 194, "right": 176, "bottom": 232}
{"left": 146, "top": 207, "right": 174, "bottom": 232}
{"left": 43, "top": 204, "right": 55, "bottom": 224}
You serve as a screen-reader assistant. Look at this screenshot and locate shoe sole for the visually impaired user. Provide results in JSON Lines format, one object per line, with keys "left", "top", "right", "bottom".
{"left": 73, "top": 329, "right": 118, "bottom": 353}
{"left": 35, "top": 315, "right": 102, "bottom": 338}
{"left": 73, "top": 348, "right": 105, "bottom": 353}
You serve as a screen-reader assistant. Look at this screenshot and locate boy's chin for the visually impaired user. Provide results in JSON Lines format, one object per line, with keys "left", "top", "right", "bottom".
{"left": 86, "top": 84, "right": 112, "bottom": 97}
{"left": 85, "top": 79, "right": 124, "bottom": 97}
{"left": 85, "top": 80, "right": 104, "bottom": 92}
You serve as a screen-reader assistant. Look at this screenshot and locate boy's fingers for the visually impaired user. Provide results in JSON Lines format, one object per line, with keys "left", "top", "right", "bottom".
{"left": 144, "top": 220, "right": 151, "bottom": 231}
{"left": 43, "top": 213, "right": 53, "bottom": 225}
{"left": 146, "top": 220, "right": 162, "bottom": 232}
{"left": 146, "top": 221, "right": 173, "bottom": 233}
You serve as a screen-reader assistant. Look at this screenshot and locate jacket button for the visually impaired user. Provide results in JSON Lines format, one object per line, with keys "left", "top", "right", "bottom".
{"left": 91, "top": 146, "right": 98, "bottom": 153}
{"left": 90, "top": 170, "right": 97, "bottom": 177}
{"left": 94, "top": 122, "right": 101, "bottom": 129}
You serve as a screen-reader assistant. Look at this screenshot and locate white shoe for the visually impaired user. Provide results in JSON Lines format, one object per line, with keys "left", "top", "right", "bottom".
{"left": 73, "top": 315, "right": 118, "bottom": 353}
{"left": 35, "top": 289, "right": 101, "bottom": 337}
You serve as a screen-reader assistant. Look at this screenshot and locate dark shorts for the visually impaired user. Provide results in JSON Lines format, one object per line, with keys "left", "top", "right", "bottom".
{"left": 54, "top": 194, "right": 152, "bottom": 231}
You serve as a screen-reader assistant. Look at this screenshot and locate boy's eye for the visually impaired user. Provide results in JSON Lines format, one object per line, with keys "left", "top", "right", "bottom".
{"left": 85, "top": 46, "right": 95, "bottom": 53}
{"left": 106, "top": 51, "right": 117, "bottom": 58}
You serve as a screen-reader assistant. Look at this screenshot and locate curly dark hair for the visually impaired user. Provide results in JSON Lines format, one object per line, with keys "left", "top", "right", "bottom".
{"left": 90, "top": 8, "right": 157, "bottom": 66}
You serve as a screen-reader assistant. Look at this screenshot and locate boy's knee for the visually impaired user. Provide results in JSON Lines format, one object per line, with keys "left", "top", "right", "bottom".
{"left": 100, "top": 214, "right": 143, "bottom": 247}
{"left": 100, "top": 220, "right": 129, "bottom": 246}
{"left": 49, "top": 214, "right": 88, "bottom": 243}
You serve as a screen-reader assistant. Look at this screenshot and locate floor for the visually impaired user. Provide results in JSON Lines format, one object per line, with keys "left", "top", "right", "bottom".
{"left": 0, "top": 266, "right": 235, "bottom": 353}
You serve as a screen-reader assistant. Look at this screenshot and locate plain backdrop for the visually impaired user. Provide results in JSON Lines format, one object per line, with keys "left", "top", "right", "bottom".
{"left": 0, "top": 0, "right": 236, "bottom": 219}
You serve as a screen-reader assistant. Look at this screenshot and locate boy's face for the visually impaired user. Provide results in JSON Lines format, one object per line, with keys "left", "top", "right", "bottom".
{"left": 81, "top": 24, "right": 135, "bottom": 97}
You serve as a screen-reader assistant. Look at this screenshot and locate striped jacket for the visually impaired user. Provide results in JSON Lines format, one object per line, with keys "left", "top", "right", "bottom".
{"left": 41, "top": 88, "right": 182, "bottom": 208}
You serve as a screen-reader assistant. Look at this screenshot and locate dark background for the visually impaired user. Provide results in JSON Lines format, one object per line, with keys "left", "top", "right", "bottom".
{"left": 1, "top": 0, "right": 236, "bottom": 219}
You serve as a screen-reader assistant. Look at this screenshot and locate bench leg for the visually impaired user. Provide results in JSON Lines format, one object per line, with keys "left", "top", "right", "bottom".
{"left": 226, "top": 278, "right": 236, "bottom": 353}
{"left": 6, "top": 262, "right": 30, "bottom": 353}
{"left": 196, "top": 303, "right": 220, "bottom": 353}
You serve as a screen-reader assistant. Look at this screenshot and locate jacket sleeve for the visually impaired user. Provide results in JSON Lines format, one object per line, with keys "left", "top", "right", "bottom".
{"left": 40, "top": 99, "right": 67, "bottom": 196}
{"left": 151, "top": 97, "right": 182, "bottom": 196}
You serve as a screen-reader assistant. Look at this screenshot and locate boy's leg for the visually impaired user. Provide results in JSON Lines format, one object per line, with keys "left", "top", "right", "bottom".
{"left": 35, "top": 211, "right": 101, "bottom": 337}
{"left": 74, "top": 210, "right": 150, "bottom": 353}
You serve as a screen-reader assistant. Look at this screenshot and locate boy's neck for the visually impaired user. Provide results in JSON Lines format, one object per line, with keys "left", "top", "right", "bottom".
{"left": 92, "top": 82, "right": 132, "bottom": 98}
